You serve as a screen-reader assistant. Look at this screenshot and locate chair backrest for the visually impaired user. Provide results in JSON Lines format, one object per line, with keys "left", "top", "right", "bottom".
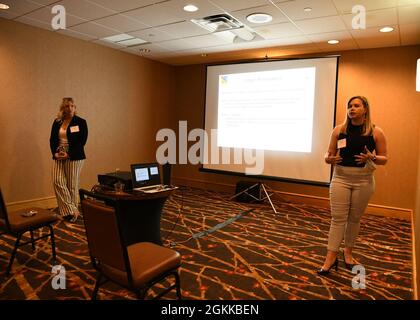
{"left": 0, "top": 187, "right": 11, "bottom": 231}
{"left": 81, "top": 197, "right": 128, "bottom": 273}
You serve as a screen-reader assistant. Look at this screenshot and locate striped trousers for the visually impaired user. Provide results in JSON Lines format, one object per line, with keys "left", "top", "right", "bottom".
{"left": 52, "top": 159, "right": 84, "bottom": 217}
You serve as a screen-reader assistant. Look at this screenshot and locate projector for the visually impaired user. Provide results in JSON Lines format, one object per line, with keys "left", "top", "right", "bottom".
{"left": 97, "top": 171, "right": 132, "bottom": 191}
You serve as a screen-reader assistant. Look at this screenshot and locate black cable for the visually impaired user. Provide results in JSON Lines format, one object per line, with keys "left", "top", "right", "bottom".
{"left": 162, "top": 186, "right": 186, "bottom": 246}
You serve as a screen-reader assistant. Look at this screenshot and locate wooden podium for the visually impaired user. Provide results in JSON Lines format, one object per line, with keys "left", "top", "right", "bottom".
{"left": 80, "top": 187, "right": 175, "bottom": 246}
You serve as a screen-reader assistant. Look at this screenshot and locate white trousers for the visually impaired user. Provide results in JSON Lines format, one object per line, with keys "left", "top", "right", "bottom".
{"left": 52, "top": 159, "right": 84, "bottom": 217}
{"left": 327, "top": 165, "right": 375, "bottom": 252}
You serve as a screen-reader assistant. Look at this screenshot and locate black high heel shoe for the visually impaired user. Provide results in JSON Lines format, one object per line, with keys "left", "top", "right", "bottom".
{"left": 317, "top": 258, "right": 339, "bottom": 275}
{"left": 343, "top": 253, "right": 356, "bottom": 270}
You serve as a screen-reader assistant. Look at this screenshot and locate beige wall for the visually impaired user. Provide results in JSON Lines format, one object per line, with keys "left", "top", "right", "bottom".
{"left": 0, "top": 18, "right": 176, "bottom": 203}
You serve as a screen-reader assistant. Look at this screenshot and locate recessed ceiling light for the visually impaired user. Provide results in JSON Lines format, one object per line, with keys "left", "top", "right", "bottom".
{"left": 328, "top": 40, "right": 339, "bottom": 44}
{"left": 379, "top": 26, "right": 394, "bottom": 33}
{"left": 0, "top": 3, "right": 10, "bottom": 10}
{"left": 183, "top": 4, "right": 198, "bottom": 12}
{"left": 303, "top": 7, "right": 312, "bottom": 12}
{"left": 201, "top": 53, "right": 207, "bottom": 57}
{"left": 246, "top": 13, "right": 273, "bottom": 24}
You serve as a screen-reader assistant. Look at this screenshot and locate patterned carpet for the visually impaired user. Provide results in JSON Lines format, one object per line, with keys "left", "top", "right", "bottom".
{"left": 0, "top": 187, "right": 413, "bottom": 300}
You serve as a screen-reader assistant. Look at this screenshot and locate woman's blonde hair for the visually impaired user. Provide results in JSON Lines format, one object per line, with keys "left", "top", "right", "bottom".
{"left": 56, "top": 97, "right": 76, "bottom": 121}
{"left": 340, "top": 96, "right": 374, "bottom": 136}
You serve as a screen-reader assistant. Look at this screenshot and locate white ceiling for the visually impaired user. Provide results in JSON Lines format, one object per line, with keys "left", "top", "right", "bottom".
{"left": 1, "top": 0, "right": 419, "bottom": 65}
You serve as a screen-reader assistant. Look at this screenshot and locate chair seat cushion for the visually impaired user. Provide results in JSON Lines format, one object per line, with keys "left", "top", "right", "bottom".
{"left": 101, "top": 242, "right": 181, "bottom": 288}
{"left": 1, "top": 207, "right": 59, "bottom": 233}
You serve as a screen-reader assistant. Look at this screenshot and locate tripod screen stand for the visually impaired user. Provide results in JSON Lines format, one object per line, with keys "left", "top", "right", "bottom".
{"left": 230, "top": 182, "right": 279, "bottom": 214}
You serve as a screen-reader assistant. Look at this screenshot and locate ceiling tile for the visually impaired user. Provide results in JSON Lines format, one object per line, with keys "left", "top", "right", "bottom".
{"left": 30, "top": 0, "right": 60, "bottom": 5}
{"left": 87, "top": 0, "right": 158, "bottom": 12}
{"left": 69, "top": 21, "right": 120, "bottom": 39}
{"left": 0, "top": 0, "right": 42, "bottom": 19}
{"left": 351, "top": 25, "right": 400, "bottom": 48}
{"left": 399, "top": 22, "right": 420, "bottom": 45}
{"left": 294, "top": 16, "right": 347, "bottom": 34}
{"left": 124, "top": 42, "right": 173, "bottom": 55}
{"left": 398, "top": 5, "right": 420, "bottom": 24}
{"left": 253, "top": 22, "right": 304, "bottom": 39}
{"left": 397, "top": 0, "right": 420, "bottom": 5}
{"left": 57, "top": 0, "right": 116, "bottom": 21}
{"left": 273, "top": 0, "right": 339, "bottom": 20}
{"left": 163, "top": 0, "right": 224, "bottom": 19}
{"left": 92, "top": 39, "right": 127, "bottom": 50}
{"left": 124, "top": 0, "right": 222, "bottom": 27}
{"left": 0, "top": 9, "right": 18, "bottom": 20}
{"left": 94, "top": 14, "right": 149, "bottom": 32}
{"left": 18, "top": 5, "right": 87, "bottom": 28}
{"left": 217, "top": 39, "right": 281, "bottom": 51}
{"left": 306, "top": 30, "right": 354, "bottom": 42}
{"left": 3, "top": 0, "right": 417, "bottom": 64}
{"left": 15, "top": 15, "right": 53, "bottom": 31}
{"left": 178, "top": 33, "right": 236, "bottom": 48}
{"left": 124, "top": 4, "right": 184, "bottom": 27}
{"left": 332, "top": 0, "right": 397, "bottom": 14}
{"left": 260, "top": 36, "right": 314, "bottom": 47}
{"left": 231, "top": 4, "right": 289, "bottom": 27}
{"left": 154, "top": 21, "right": 211, "bottom": 38}
{"left": 208, "top": 0, "right": 270, "bottom": 12}
{"left": 175, "top": 45, "right": 229, "bottom": 55}
{"left": 341, "top": 8, "right": 398, "bottom": 30}
{"left": 316, "top": 42, "right": 359, "bottom": 52}
{"left": 128, "top": 28, "right": 175, "bottom": 42}
{"left": 307, "top": 31, "right": 359, "bottom": 51}
{"left": 157, "top": 38, "right": 204, "bottom": 51}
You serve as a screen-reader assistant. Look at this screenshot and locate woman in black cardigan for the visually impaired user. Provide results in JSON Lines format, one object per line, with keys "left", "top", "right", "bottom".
{"left": 50, "top": 97, "right": 88, "bottom": 222}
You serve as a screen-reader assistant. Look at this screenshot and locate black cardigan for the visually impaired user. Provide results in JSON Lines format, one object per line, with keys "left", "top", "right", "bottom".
{"left": 50, "top": 115, "right": 88, "bottom": 160}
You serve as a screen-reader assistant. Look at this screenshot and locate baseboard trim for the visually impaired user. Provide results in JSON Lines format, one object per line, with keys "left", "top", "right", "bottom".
{"left": 173, "top": 176, "right": 412, "bottom": 220}
{"left": 6, "top": 196, "right": 57, "bottom": 211}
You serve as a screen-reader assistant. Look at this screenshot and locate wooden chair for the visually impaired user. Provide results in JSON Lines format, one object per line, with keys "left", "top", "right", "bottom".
{"left": 0, "top": 187, "right": 58, "bottom": 275}
{"left": 79, "top": 189, "right": 182, "bottom": 300}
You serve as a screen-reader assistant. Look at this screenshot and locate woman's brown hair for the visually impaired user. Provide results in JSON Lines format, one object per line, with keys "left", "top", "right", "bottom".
{"left": 56, "top": 97, "right": 76, "bottom": 121}
{"left": 340, "top": 96, "right": 374, "bottom": 136}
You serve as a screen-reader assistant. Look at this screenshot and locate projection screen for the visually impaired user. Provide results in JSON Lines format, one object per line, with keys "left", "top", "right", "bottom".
{"left": 202, "top": 57, "right": 338, "bottom": 185}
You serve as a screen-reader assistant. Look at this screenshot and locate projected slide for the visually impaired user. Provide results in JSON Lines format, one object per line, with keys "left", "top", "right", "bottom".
{"left": 217, "top": 67, "right": 316, "bottom": 152}
{"left": 204, "top": 57, "right": 338, "bottom": 184}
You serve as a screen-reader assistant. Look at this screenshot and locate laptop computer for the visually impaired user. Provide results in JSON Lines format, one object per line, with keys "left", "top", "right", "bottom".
{"left": 130, "top": 162, "right": 164, "bottom": 191}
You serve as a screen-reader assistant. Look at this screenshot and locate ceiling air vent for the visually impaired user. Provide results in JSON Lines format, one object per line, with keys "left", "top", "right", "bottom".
{"left": 191, "top": 13, "right": 256, "bottom": 41}
{"left": 191, "top": 13, "right": 244, "bottom": 33}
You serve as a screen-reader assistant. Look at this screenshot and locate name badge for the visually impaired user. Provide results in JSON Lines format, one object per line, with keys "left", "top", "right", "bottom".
{"left": 337, "top": 138, "right": 346, "bottom": 149}
{"left": 70, "top": 126, "right": 80, "bottom": 133}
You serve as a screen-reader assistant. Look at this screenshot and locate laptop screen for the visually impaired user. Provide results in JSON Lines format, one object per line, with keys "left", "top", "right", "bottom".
{"left": 130, "top": 163, "right": 161, "bottom": 188}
